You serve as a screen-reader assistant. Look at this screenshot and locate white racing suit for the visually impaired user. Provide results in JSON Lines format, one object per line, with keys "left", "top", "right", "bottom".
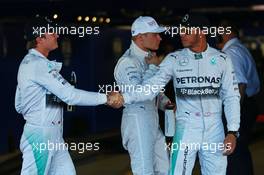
{"left": 114, "top": 41, "right": 170, "bottom": 175}
{"left": 123, "top": 45, "right": 240, "bottom": 175}
{"left": 15, "top": 49, "right": 107, "bottom": 175}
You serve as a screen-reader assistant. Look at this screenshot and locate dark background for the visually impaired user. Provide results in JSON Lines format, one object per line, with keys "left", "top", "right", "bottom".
{"left": 0, "top": 0, "right": 263, "bottom": 160}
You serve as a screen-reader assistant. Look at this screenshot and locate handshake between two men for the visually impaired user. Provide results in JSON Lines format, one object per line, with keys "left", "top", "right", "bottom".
{"left": 106, "top": 91, "right": 124, "bottom": 109}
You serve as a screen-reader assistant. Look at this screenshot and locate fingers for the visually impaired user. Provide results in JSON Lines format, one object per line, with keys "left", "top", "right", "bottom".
{"left": 229, "top": 142, "right": 236, "bottom": 153}
{"left": 145, "top": 52, "right": 161, "bottom": 66}
{"left": 165, "top": 101, "right": 176, "bottom": 110}
{"left": 107, "top": 91, "right": 124, "bottom": 109}
{"left": 173, "top": 106, "right": 177, "bottom": 113}
{"left": 223, "top": 145, "right": 232, "bottom": 156}
{"left": 223, "top": 134, "right": 236, "bottom": 155}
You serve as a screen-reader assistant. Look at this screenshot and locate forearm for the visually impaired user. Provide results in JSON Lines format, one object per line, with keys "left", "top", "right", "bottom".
{"left": 63, "top": 87, "right": 107, "bottom": 106}
{"left": 224, "top": 96, "right": 240, "bottom": 131}
{"left": 123, "top": 85, "right": 163, "bottom": 104}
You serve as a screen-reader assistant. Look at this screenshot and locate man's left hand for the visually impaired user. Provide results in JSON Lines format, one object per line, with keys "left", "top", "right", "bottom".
{"left": 145, "top": 52, "right": 161, "bottom": 66}
{"left": 223, "top": 134, "right": 237, "bottom": 155}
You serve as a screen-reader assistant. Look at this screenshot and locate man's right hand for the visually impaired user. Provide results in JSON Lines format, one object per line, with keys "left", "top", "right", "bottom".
{"left": 107, "top": 91, "right": 124, "bottom": 109}
{"left": 165, "top": 101, "right": 177, "bottom": 113}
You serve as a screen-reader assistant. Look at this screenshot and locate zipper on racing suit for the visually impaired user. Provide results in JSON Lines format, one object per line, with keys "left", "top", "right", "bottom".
{"left": 197, "top": 56, "right": 206, "bottom": 142}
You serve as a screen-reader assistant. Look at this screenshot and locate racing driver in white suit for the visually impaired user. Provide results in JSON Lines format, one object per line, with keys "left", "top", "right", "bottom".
{"left": 114, "top": 16, "right": 172, "bottom": 175}
{"left": 15, "top": 16, "right": 121, "bottom": 175}
{"left": 121, "top": 14, "right": 241, "bottom": 175}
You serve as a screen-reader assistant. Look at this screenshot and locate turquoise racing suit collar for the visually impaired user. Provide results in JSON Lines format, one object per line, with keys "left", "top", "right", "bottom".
{"left": 186, "top": 43, "right": 210, "bottom": 60}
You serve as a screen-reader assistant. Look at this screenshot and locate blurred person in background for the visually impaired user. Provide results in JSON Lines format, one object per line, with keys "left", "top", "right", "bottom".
{"left": 217, "top": 20, "right": 260, "bottom": 175}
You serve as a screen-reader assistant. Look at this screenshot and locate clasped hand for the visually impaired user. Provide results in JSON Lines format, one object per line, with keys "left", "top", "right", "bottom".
{"left": 106, "top": 91, "right": 124, "bottom": 109}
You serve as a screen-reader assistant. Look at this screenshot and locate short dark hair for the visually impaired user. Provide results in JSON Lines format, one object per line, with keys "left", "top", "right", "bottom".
{"left": 24, "top": 15, "right": 53, "bottom": 41}
{"left": 218, "top": 20, "right": 239, "bottom": 36}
